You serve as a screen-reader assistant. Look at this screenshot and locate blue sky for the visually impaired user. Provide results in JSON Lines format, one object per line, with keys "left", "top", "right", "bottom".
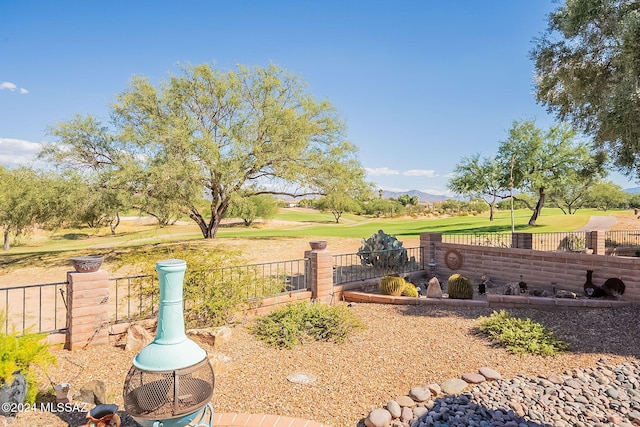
{"left": 1, "top": 1, "right": 636, "bottom": 194}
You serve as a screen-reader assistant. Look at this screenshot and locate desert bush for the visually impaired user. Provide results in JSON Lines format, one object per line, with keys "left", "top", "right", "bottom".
{"left": 112, "top": 244, "right": 282, "bottom": 327}
{"left": 477, "top": 310, "right": 568, "bottom": 355}
{"left": 250, "top": 302, "right": 365, "bottom": 349}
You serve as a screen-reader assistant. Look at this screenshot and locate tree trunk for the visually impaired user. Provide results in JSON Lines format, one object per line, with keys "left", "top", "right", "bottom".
{"left": 110, "top": 212, "right": 120, "bottom": 235}
{"left": 528, "top": 187, "right": 545, "bottom": 226}
{"left": 489, "top": 204, "right": 494, "bottom": 221}
{"left": 3, "top": 230, "right": 9, "bottom": 251}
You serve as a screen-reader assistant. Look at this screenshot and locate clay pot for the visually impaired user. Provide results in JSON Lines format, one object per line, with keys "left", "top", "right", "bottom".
{"left": 70, "top": 255, "right": 104, "bottom": 273}
{"left": 309, "top": 241, "right": 327, "bottom": 251}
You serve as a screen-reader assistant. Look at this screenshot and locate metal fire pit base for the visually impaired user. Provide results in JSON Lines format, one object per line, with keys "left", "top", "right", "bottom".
{"left": 132, "top": 402, "right": 213, "bottom": 427}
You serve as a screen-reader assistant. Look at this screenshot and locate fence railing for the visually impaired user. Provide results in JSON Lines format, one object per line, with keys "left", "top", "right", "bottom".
{"left": 0, "top": 282, "right": 68, "bottom": 335}
{"left": 109, "top": 258, "right": 308, "bottom": 324}
{"left": 333, "top": 247, "right": 425, "bottom": 285}
{"left": 530, "top": 231, "right": 589, "bottom": 252}
{"left": 443, "top": 233, "right": 512, "bottom": 248}
{"left": 605, "top": 230, "right": 640, "bottom": 248}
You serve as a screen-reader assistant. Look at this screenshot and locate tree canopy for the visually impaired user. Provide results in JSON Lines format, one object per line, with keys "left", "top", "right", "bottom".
{"left": 532, "top": 0, "right": 640, "bottom": 179}
{"left": 42, "top": 63, "right": 369, "bottom": 238}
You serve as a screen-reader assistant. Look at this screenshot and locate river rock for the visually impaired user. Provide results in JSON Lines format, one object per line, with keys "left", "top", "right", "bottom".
{"left": 365, "top": 409, "right": 392, "bottom": 427}
{"left": 441, "top": 378, "right": 468, "bottom": 395}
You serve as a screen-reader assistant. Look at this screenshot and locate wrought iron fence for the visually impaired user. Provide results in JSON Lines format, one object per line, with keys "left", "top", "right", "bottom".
{"left": 605, "top": 230, "right": 640, "bottom": 248}
{"left": 333, "top": 247, "right": 425, "bottom": 285}
{"left": 442, "top": 233, "right": 512, "bottom": 248}
{"left": 110, "top": 275, "right": 157, "bottom": 324}
{"left": 109, "top": 258, "right": 308, "bottom": 324}
{"left": 0, "top": 282, "right": 68, "bottom": 335}
{"left": 529, "top": 231, "right": 590, "bottom": 252}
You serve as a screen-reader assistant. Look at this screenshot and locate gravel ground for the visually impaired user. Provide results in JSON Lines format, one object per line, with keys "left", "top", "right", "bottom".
{"left": 12, "top": 303, "right": 640, "bottom": 427}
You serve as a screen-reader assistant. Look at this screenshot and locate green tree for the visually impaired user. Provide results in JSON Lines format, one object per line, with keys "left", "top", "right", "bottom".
{"left": 227, "top": 194, "right": 278, "bottom": 226}
{"left": 586, "top": 181, "right": 629, "bottom": 211}
{"left": 497, "top": 120, "right": 604, "bottom": 226}
{"left": 0, "top": 167, "right": 81, "bottom": 250}
{"left": 315, "top": 193, "right": 361, "bottom": 223}
{"left": 531, "top": 0, "right": 640, "bottom": 178}
{"left": 448, "top": 154, "right": 506, "bottom": 221}
{"left": 396, "top": 194, "right": 418, "bottom": 206}
{"left": 42, "top": 63, "right": 368, "bottom": 238}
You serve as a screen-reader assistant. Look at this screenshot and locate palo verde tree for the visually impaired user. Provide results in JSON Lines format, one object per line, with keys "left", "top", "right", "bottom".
{"left": 532, "top": 0, "right": 640, "bottom": 179}
{"left": 43, "top": 63, "right": 368, "bottom": 238}
{"left": 497, "top": 120, "right": 605, "bottom": 226}
{"left": 448, "top": 154, "right": 505, "bottom": 221}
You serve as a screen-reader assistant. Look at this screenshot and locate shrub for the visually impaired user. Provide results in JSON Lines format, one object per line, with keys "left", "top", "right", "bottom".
{"left": 357, "top": 230, "right": 411, "bottom": 271}
{"left": 477, "top": 310, "right": 568, "bottom": 355}
{"left": 0, "top": 316, "right": 56, "bottom": 403}
{"left": 112, "top": 243, "right": 282, "bottom": 327}
{"left": 250, "top": 302, "right": 365, "bottom": 349}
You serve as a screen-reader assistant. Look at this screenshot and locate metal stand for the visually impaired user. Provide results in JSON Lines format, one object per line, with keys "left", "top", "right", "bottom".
{"left": 190, "top": 403, "right": 214, "bottom": 427}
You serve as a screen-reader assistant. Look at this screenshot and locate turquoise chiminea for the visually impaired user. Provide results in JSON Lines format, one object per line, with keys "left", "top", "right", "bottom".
{"left": 123, "top": 259, "right": 214, "bottom": 427}
{"left": 133, "top": 259, "right": 206, "bottom": 371}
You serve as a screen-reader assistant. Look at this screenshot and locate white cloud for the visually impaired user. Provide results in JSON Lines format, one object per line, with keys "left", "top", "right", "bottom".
{"left": 365, "top": 167, "right": 400, "bottom": 176}
{"left": 0, "top": 81, "right": 28, "bottom": 94}
{"left": 0, "top": 82, "right": 17, "bottom": 91}
{"left": 0, "top": 138, "right": 43, "bottom": 166}
{"left": 403, "top": 169, "right": 436, "bottom": 177}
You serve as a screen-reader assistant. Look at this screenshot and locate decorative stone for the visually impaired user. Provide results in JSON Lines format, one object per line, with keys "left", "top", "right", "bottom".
{"left": 124, "top": 324, "right": 153, "bottom": 352}
{"left": 426, "top": 277, "right": 442, "bottom": 298}
{"left": 395, "top": 395, "right": 416, "bottom": 407}
{"left": 409, "top": 386, "right": 432, "bottom": 402}
{"left": 462, "top": 372, "right": 486, "bottom": 384}
{"left": 555, "top": 290, "right": 577, "bottom": 299}
{"left": 441, "top": 378, "right": 468, "bottom": 395}
{"left": 74, "top": 379, "right": 106, "bottom": 405}
{"left": 365, "top": 409, "right": 392, "bottom": 427}
{"left": 54, "top": 382, "right": 72, "bottom": 403}
{"left": 70, "top": 255, "right": 104, "bottom": 273}
{"left": 427, "top": 383, "right": 441, "bottom": 396}
{"left": 386, "top": 400, "right": 401, "bottom": 418}
{"left": 479, "top": 367, "right": 502, "bottom": 380}
{"left": 400, "top": 406, "right": 413, "bottom": 422}
{"left": 286, "top": 372, "right": 316, "bottom": 384}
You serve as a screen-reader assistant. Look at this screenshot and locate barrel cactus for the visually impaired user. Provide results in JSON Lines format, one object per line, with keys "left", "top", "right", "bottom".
{"left": 447, "top": 274, "right": 473, "bottom": 299}
{"left": 401, "top": 282, "right": 419, "bottom": 298}
{"left": 380, "top": 275, "right": 406, "bottom": 296}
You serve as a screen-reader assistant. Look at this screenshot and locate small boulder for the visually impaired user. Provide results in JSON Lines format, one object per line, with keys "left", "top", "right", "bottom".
{"left": 395, "top": 395, "right": 416, "bottom": 408}
{"left": 409, "top": 386, "right": 431, "bottom": 402}
{"left": 125, "top": 324, "right": 153, "bottom": 352}
{"left": 441, "top": 378, "right": 468, "bottom": 395}
{"left": 365, "top": 409, "right": 392, "bottom": 427}
{"left": 427, "top": 383, "right": 441, "bottom": 396}
{"left": 386, "top": 400, "right": 401, "bottom": 418}
{"left": 400, "top": 406, "right": 413, "bottom": 423}
{"left": 426, "top": 277, "right": 442, "bottom": 298}
{"left": 478, "top": 367, "right": 502, "bottom": 381}
{"left": 461, "top": 372, "right": 485, "bottom": 384}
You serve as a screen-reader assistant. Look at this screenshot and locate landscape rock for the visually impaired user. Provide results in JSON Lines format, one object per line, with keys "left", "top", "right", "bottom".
{"left": 440, "top": 378, "right": 468, "bottom": 395}
{"left": 395, "top": 395, "right": 416, "bottom": 408}
{"left": 124, "top": 324, "right": 153, "bottom": 352}
{"left": 478, "top": 367, "right": 501, "bottom": 380}
{"left": 386, "top": 400, "right": 401, "bottom": 418}
{"left": 409, "top": 386, "right": 431, "bottom": 402}
{"left": 427, "top": 383, "right": 441, "bottom": 396}
{"left": 461, "top": 372, "right": 485, "bottom": 384}
{"left": 365, "top": 408, "right": 392, "bottom": 427}
{"left": 425, "top": 277, "right": 442, "bottom": 298}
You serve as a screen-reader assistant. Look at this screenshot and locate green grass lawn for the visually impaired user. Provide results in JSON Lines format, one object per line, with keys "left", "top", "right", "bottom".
{"left": 0, "top": 207, "right": 621, "bottom": 259}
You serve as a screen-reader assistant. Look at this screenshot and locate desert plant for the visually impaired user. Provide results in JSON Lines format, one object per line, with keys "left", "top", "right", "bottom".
{"left": 250, "top": 302, "right": 365, "bottom": 348}
{"left": 0, "top": 315, "right": 56, "bottom": 404}
{"left": 112, "top": 243, "right": 279, "bottom": 327}
{"left": 477, "top": 310, "right": 568, "bottom": 355}
{"left": 401, "top": 282, "right": 419, "bottom": 298}
{"left": 447, "top": 273, "right": 473, "bottom": 299}
{"left": 379, "top": 274, "right": 406, "bottom": 296}
{"left": 357, "top": 230, "right": 410, "bottom": 271}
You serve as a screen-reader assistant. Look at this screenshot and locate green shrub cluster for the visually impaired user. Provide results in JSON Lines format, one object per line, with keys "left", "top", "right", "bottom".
{"left": 250, "top": 302, "right": 365, "bottom": 349}
{"left": 477, "top": 310, "right": 568, "bottom": 356}
{"left": 0, "top": 320, "right": 56, "bottom": 403}
{"left": 113, "top": 244, "right": 283, "bottom": 328}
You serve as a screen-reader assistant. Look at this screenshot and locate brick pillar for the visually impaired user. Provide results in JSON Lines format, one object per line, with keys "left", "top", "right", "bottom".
{"left": 587, "top": 230, "right": 606, "bottom": 255}
{"left": 420, "top": 232, "right": 442, "bottom": 249}
{"left": 512, "top": 233, "right": 533, "bottom": 249}
{"left": 66, "top": 270, "right": 110, "bottom": 350}
{"left": 305, "top": 244, "right": 334, "bottom": 304}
